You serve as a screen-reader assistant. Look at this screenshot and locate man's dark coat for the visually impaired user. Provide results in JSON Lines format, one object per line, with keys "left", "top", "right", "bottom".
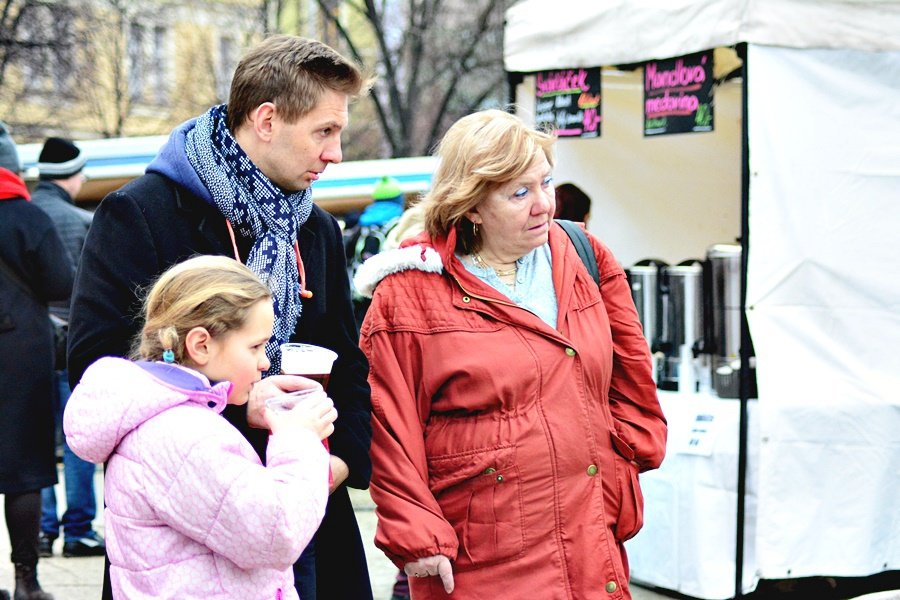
{"left": 69, "top": 173, "right": 373, "bottom": 599}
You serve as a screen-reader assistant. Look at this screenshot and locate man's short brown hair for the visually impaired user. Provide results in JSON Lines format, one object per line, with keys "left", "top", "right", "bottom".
{"left": 227, "top": 35, "right": 372, "bottom": 132}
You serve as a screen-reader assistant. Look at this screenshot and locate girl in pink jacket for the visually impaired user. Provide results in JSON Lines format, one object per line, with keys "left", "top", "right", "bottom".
{"left": 64, "top": 255, "right": 336, "bottom": 599}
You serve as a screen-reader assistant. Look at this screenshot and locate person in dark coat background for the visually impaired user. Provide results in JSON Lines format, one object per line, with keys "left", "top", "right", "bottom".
{"left": 67, "top": 35, "right": 375, "bottom": 600}
{"left": 29, "top": 137, "right": 105, "bottom": 560}
{"left": 0, "top": 121, "right": 73, "bottom": 600}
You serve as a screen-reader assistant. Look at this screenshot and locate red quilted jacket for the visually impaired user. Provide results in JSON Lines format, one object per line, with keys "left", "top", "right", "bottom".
{"left": 357, "top": 223, "right": 667, "bottom": 600}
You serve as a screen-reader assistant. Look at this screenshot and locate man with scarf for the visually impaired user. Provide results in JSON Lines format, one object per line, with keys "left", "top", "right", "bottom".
{"left": 67, "top": 36, "right": 375, "bottom": 599}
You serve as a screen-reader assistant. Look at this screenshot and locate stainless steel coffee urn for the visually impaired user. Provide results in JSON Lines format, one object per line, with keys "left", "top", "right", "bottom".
{"left": 707, "top": 244, "right": 743, "bottom": 398}
{"left": 658, "top": 261, "right": 705, "bottom": 392}
{"left": 626, "top": 260, "right": 666, "bottom": 351}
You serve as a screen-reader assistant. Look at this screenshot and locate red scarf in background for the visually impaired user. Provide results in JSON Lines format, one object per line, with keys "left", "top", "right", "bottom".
{"left": 0, "top": 167, "right": 30, "bottom": 201}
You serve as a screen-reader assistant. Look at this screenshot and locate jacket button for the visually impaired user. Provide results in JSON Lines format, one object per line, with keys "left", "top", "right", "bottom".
{"left": 462, "top": 296, "right": 471, "bottom": 303}
{"left": 495, "top": 474, "right": 504, "bottom": 483}
{"left": 483, "top": 467, "right": 496, "bottom": 475}
{"left": 565, "top": 347, "right": 576, "bottom": 356}
{"left": 207, "top": 401, "right": 216, "bottom": 408}
{"left": 587, "top": 464, "right": 598, "bottom": 476}
{"left": 605, "top": 581, "right": 617, "bottom": 593}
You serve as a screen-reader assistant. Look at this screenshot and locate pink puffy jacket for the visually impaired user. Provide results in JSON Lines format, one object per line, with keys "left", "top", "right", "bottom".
{"left": 64, "top": 357, "right": 330, "bottom": 599}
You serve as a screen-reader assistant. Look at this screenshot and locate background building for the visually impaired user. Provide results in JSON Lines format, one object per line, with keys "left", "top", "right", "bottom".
{"left": 2, "top": 0, "right": 512, "bottom": 161}
{"left": 0, "top": 0, "right": 264, "bottom": 141}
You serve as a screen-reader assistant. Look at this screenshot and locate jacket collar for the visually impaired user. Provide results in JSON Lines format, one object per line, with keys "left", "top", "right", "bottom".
{"left": 353, "top": 223, "right": 585, "bottom": 299}
{"left": 163, "top": 179, "right": 233, "bottom": 256}
{"left": 353, "top": 239, "right": 443, "bottom": 298}
{"left": 354, "top": 225, "right": 490, "bottom": 299}
{"left": 354, "top": 222, "right": 590, "bottom": 321}
{"left": 162, "top": 175, "right": 323, "bottom": 263}
{"left": 34, "top": 180, "right": 73, "bottom": 204}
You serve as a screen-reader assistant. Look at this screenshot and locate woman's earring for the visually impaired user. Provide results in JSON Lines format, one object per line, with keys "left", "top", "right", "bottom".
{"left": 162, "top": 349, "right": 175, "bottom": 364}
{"left": 472, "top": 221, "right": 479, "bottom": 238}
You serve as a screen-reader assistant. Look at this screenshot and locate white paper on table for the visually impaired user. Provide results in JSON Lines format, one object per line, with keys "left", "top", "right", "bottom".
{"left": 674, "top": 409, "right": 719, "bottom": 456}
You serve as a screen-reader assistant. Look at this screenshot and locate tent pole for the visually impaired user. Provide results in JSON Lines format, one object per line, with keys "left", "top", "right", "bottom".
{"left": 735, "top": 41, "right": 751, "bottom": 600}
{"left": 507, "top": 71, "right": 524, "bottom": 111}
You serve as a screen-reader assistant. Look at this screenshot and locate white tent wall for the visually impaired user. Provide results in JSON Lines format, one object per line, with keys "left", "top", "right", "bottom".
{"left": 515, "top": 72, "right": 742, "bottom": 267}
{"left": 746, "top": 44, "right": 900, "bottom": 579}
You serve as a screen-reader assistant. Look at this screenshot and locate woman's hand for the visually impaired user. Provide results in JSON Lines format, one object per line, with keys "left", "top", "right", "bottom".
{"left": 404, "top": 555, "right": 454, "bottom": 594}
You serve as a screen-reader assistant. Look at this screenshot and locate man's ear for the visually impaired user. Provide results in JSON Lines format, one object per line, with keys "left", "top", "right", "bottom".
{"left": 184, "top": 327, "right": 213, "bottom": 366}
{"left": 247, "top": 102, "right": 277, "bottom": 143}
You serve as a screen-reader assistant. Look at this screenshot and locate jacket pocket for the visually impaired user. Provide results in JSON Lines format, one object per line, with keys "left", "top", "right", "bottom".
{"left": 428, "top": 444, "right": 525, "bottom": 571}
{"left": 610, "top": 431, "right": 644, "bottom": 542}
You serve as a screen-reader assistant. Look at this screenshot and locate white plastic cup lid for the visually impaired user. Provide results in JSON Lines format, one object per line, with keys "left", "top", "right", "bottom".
{"left": 280, "top": 343, "right": 338, "bottom": 375}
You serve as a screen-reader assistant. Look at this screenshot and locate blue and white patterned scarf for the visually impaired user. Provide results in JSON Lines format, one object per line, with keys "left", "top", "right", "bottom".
{"left": 185, "top": 104, "right": 313, "bottom": 374}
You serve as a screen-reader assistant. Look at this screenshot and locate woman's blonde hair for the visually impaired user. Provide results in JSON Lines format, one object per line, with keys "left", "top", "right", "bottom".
{"left": 421, "top": 109, "right": 556, "bottom": 253}
{"left": 131, "top": 255, "right": 272, "bottom": 364}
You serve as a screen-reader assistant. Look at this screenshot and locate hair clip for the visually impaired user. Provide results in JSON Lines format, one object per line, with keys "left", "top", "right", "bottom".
{"left": 162, "top": 349, "right": 175, "bottom": 364}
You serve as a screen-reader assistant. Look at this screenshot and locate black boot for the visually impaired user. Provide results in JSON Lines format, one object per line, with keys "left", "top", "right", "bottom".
{"left": 13, "top": 564, "right": 53, "bottom": 600}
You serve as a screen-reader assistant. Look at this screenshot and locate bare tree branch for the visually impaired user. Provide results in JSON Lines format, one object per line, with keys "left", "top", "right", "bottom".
{"left": 425, "top": 0, "right": 501, "bottom": 149}
{"left": 362, "top": 0, "right": 410, "bottom": 153}
{"left": 313, "top": 0, "right": 399, "bottom": 155}
{"left": 314, "top": 0, "right": 508, "bottom": 158}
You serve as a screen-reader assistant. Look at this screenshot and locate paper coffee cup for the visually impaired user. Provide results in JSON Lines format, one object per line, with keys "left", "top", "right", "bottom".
{"left": 280, "top": 343, "right": 338, "bottom": 389}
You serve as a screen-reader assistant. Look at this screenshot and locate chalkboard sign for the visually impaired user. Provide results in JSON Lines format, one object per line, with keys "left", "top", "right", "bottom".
{"left": 535, "top": 67, "right": 602, "bottom": 138}
{"left": 644, "top": 51, "right": 714, "bottom": 136}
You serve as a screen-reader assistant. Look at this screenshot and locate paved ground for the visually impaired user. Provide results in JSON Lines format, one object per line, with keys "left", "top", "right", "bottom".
{"left": 2, "top": 467, "right": 897, "bottom": 599}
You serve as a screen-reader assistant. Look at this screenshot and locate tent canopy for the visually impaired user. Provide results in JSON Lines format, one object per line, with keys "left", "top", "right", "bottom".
{"left": 504, "top": 1, "right": 900, "bottom": 595}
{"left": 505, "top": 0, "right": 900, "bottom": 72}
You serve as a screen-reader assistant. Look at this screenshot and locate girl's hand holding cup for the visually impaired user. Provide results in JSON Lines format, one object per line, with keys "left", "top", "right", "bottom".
{"left": 247, "top": 374, "right": 318, "bottom": 429}
{"left": 264, "top": 386, "right": 337, "bottom": 439}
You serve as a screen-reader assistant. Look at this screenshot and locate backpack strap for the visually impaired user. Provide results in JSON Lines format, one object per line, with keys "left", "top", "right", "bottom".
{"left": 555, "top": 219, "right": 600, "bottom": 286}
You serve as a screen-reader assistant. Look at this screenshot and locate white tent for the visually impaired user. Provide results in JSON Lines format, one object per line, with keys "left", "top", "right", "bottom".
{"left": 506, "top": 1, "right": 900, "bottom": 598}
{"left": 506, "top": 0, "right": 900, "bottom": 71}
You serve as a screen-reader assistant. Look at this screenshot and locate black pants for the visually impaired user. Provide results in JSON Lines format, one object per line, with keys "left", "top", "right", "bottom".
{"left": 4, "top": 491, "right": 41, "bottom": 567}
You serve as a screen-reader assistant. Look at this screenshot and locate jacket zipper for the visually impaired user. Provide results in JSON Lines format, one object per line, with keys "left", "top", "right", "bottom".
{"left": 451, "top": 271, "right": 583, "bottom": 591}
{"left": 449, "top": 274, "right": 518, "bottom": 309}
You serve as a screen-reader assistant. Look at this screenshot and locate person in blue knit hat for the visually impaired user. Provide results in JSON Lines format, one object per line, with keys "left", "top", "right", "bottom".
{"left": 347, "top": 176, "right": 407, "bottom": 327}
{"left": 359, "top": 175, "right": 404, "bottom": 227}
